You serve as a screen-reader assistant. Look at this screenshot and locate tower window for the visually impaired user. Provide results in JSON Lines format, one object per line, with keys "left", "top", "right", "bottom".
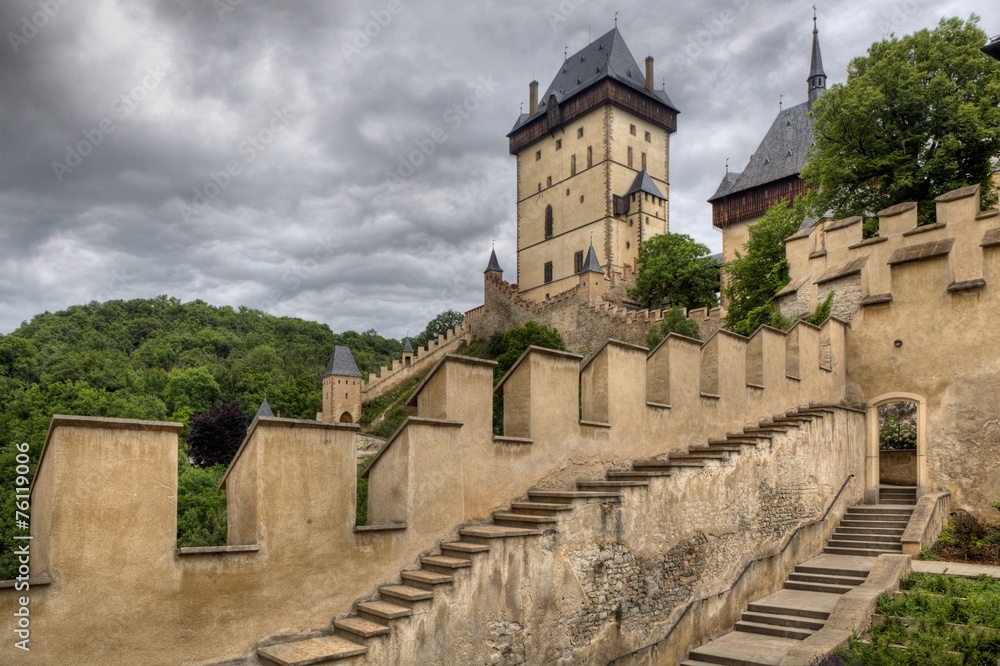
{"left": 556, "top": 139, "right": 562, "bottom": 150}
{"left": 574, "top": 251, "right": 584, "bottom": 273}
{"left": 547, "top": 176, "right": 552, "bottom": 187}
{"left": 645, "top": 131, "right": 651, "bottom": 142}
{"left": 587, "top": 146, "right": 593, "bottom": 168}
{"left": 580, "top": 195, "right": 584, "bottom": 203}
{"left": 641, "top": 152, "right": 647, "bottom": 171}
{"left": 566, "top": 188, "right": 570, "bottom": 196}
{"left": 538, "top": 183, "right": 542, "bottom": 192}
{"left": 627, "top": 147, "right": 633, "bottom": 168}
{"left": 577, "top": 127, "right": 584, "bottom": 139}
{"left": 544, "top": 205, "right": 553, "bottom": 239}
{"left": 544, "top": 262, "right": 553, "bottom": 284}
{"left": 630, "top": 124, "right": 637, "bottom": 136}
{"left": 571, "top": 154, "right": 577, "bottom": 175}
{"left": 535, "top": 150, "right": 541, "bottom": 161}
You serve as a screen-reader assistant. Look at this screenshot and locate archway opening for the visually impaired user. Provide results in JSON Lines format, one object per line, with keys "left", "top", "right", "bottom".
{"left": 866, "top": 393, "right": 926, "bottom": 504}
{"left": 339, "top": 412, "right": 353, "bottom": 424}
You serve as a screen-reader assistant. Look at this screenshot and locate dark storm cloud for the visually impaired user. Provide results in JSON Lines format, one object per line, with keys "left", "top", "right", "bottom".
{"left": 0, "top": 0, "right": 995, "bottom": 335}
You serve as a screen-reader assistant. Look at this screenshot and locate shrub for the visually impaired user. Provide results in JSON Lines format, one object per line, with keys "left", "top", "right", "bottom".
{"left": 644, "top": 307, "right": 702, "bottom": 348}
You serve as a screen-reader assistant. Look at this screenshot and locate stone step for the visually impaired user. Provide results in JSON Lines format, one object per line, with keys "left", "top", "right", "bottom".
{"left": 333, "top": 616, "right": 391, "bottom": 640}
{"left": 579, "top": 479, "right": 652, "bottom": 488}
{"left": 733, "top": 620, "right": 814, "bottom": 641}
{"left": 783, "top": 580, "right": 856, "bottom": 595}
{"left": 526, "top": 490, "right": 622, "bottom": 503}
{"left": 795, "top": 564, "right": 870, "bottom": 579}
{"left": 840, "top": 519, "right": 910, "bottom": 529}
{"left": 758, "top": 421, "right": 800, "bottom": 430}
{"left": 787, "top": 572, "right": 866, "bottom": 587}
{"left": 827, "top": 539, "right": 902, "bottom": 551}
{"left": 680, "top": 661, "right": 721, "bottom": 666}
{"left": 692, "top": 444, "right": 744, "bottom": 452}
{"left": 399, "top": 569, "right": 453, "bottom": 589}
{"left": 669, "top": 451, "right": 729, "bottom": 460}
{"left": 258, "top": 635, "right": 367, "bottom": 666}
{"left": 633, "top": 459, "right": 705, "bottom": 469}
{"left": 458, "top": 525, "right": 542, "bottom": 540}
{"left": 835, "top": 526, "right": 905, "bottom": 536}
{"left": 379, "top": 585, "right": 434, "bottom": 603}
{"left": 824, "top": 545, "right": 904, "bottom": 557}
{"left": 605, "top": 470, "right": 674, "bottom": 479}
{"left": 708, "top": 438, "right": 758, "bottom": 446}
{"left": 727, "top": 431, "right": 774, "bottom": 440}
{"left": 356, "top": 600, "right": 413, "bottom": 621}
{"left": 747, "top": 600, "right": 830, "bottom": 621}
{"left": 440, "top": 541, "right": 491, "bottom": 555}
{"left": 831, "top": 532, "right": 903, "bottom": 544}
{"left": 509, "top": 501, "right": 575, "bottom": 514}
{"left": 420, "top": 555, "right": 472, "bottom": 571}
{"left": 846, "top": 506, "right": 913, "bottom": 516}
{"left": 740, "top": 612, "right": 825, "bottom": 631}
{"left": 492, "top": 512, "right": 558, "bottom": 525}
{"left": 687, "top": 631, "right": 800, "bottom": 665}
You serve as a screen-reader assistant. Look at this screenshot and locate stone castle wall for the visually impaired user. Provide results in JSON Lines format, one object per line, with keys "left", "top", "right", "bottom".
{"left": 360, "top": 324, "right": 468, "bottom": 402}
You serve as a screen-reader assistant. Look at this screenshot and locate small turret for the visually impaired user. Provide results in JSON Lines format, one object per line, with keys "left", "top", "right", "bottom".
{"left": 402, "top": 338, "right": 414, "bottom": 367}
{"left": 808, "top": 10, "right": 827, "bottom": 108}
{"left": 321, "top": 346, "right": 362, "bottom": 424}
{"left": 578, "top": 243, "right": 605, "bottom": 303}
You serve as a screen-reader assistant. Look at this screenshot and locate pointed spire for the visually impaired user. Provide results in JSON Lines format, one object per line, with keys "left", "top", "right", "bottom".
{"left": 324, "top": 346, "right": 362, "bottom": 378}
{"left": 808, "top": 7, "right": 827, "bottom": 108}
{"left": 402, "top": 338, "right": 414, "bottom": 354}
{"left": 484, "top": 247, "right": 503, "bottom": 274}
{"left": 255, "top": 397, "right": 274, "bottom": 419}
{"left": 580, "top": 243, "right": 604, "bottom": 275}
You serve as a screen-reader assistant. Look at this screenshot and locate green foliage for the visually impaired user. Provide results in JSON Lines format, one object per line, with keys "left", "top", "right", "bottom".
{"left": 644, "top": 307, "right": 702, "bottom": 349}
{"left": 0, "top": 296, "right": 403, "bottom": 578}
{"left": 413, "top": 309, "right": 464, "bottom": 349}
{"left": 360, "top": 374, "right": 425, "bottom": 440}
{"left": 724, "top": 194, "right": 815, "bottom": 336}
{"left": 176, "top": 456, "right": 227, "bottom": 548}
{"left": 805, "top": 293, "right": 834, "bottom": 327}
{"left": 187, "top": 402, "right": 249, "bottom": 467}
{"left": 628, "top": 233, "right": 719, "bottom": 310}
{"left": 879, "top": 414, "right": 918, "bottom": 450}
{"left": 355, "top": 454, "right": 375, "bottom": 527}
{"left": 802, "top": 16, "right": 1000, "bottom": 223}
{"left": 489, "top": 322, "right": 567, "bottom": 435}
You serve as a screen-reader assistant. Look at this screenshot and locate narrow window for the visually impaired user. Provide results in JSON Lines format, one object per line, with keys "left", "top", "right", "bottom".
{"left": 555, "top": 139, "right": 562, "bottom": 150}
{"left": 574, "top": 251, "right": 584, "bottom": 273}
{"left": 587, "top": 146, "right": 593, "bottom": 168}
{"left": 544, "top": 262, "right": 553, "bottom": 284}
{"left": 577, "top": 127, "right": 584, "bottom": 139}
{"left": 545, "top": 205, "right": 553, "bottom": 239}
{"left": 641, "top": 152, "right": 647, "bottom": 171}
{"left": 535, "top": 150, "right": 541, "bottom": 161}
{"left": 645, "top": 131, "right": 651, "bottom": 143}
{"left": 571, "top": 154, "right": 577, "bottom": 175}
{"left": 579, "top": 195, "right": 584, "bottom": 203}
{"left": 627, "top": 147, "right": 633, "bottom": 168}
{"left": 547, "top": 175, "right": 552, "bottom": 187}
{"left": 629, "top": 124, "right": 636, "bottom": 136}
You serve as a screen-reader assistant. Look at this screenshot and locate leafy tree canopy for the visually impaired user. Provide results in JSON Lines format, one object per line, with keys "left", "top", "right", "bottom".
{"left": 493, "top": 321, "right": 567, "bottom": 382}
{"left": 628, "top": 233, "right": 719, "bottom": 311}
{"left": 412, "top": 309, "right": 464, "bottom": 349}
{"left": 724, "top": 194, "right": 815, "bottom": 336}
{"left": 187, "top": 402, "right": 248, "bottom": 467}
{"left": 644, "top": 307, "right": 703, "bottom": 349}
{"left": 801, "top": 15, "right": 1000, "bottom": 222}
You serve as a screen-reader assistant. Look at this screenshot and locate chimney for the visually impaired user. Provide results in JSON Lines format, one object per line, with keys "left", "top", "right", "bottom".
{"left": 529, "top": 80, "right": 539, "bottom": 114}
{"left": 645, "top": 56, "right": 654, "bottom": 92}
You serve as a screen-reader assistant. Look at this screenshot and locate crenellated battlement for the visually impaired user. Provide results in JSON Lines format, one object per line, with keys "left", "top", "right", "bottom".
{"left": 779, "top": 183, "right": 1000, "bottom": 321}
{"left": 361, "top": 323, "right": 469, "bottom": 402}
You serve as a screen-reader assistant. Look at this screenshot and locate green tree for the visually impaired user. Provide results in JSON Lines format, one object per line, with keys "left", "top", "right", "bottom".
{"left": 413, "top": 309, "right": 465, "bottom": 349}
{"left": 801, "top": 15, "right": 1000, "bottom": 223}
{"left": 644, "top": 307, "right": 703, "bottom": 349}
{"left": 493, "top": 321, "right": 567, "bottom": 380}
{"left": 163, "top": 366, "right": 221, "bottom": 414}
{"left": 724, "top": 194, "right": 814, "bottom": 336}
{"left": 186, "top": 402, "right": 248, "bottom": 467}
{"left": 628, "top": 234, "right": 719, "bottom": 310}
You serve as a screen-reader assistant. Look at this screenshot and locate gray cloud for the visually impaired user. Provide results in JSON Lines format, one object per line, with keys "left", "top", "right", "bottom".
{"left": 0, "top": 0, "right": 996, "bottom": 335}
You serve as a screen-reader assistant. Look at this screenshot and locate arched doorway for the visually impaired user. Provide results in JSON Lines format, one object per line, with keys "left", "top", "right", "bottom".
{"left": 866, "top": 392, "right": 926, "bottom": 504}
{"left": 340, "top": 412, "right": 353, "bottom": 424}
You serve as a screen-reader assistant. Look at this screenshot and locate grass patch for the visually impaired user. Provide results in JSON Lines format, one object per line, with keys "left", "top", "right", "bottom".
{"left": 359, "top": 372, "right": 426, "bottom": 439}
{"left": 830, "top": 573, "right": 1000, "bottom": 665}
{"left": 355, "top": 453, "right": 375, "bottom": 526}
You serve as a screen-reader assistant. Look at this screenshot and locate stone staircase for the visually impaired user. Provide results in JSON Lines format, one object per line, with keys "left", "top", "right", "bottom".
{"left": 680, "top": 489, "right": 916, "bottom": 665}
{"left": 253, "top": 406, "right": 842, "bottom": 666}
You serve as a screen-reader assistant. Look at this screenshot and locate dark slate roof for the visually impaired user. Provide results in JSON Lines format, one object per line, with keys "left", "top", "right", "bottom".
{"left": 810, "top": 22, "right": 825, "bottom": 79}
{"left": 708, "top": 171, "right": 741, "bottom": 201}
{"left": 984, "top": 34, "right": 1000, "bottom": 60}
{"left": 324, "top": 345, "right": 362, "bottom": 378}
{"left": 485, "top": 248, "right": 502, "bottom": 273}
{"left": 625, "top": 171, "right": 665, "bottom": 199}
{"left": 708, "top": 102, "right": 814, "bottom": 201}
{"left": 255, "top": 398, "right": 274, "bottom": 419}
{"left": 580, "top": 244, "right": 604, "bottom": 274}
{"left": 510, "top": 28, "right": 678, "bottom": 132}
{"left": 708, "top": 252, "right": 723, "bottom": 266}
{"left": 402, "top": 339, "right": 414, "bottom": 354}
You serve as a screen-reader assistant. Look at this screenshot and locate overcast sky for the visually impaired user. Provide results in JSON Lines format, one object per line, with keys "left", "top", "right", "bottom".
{"left": 1, "top": 0, "right": 997, "bottom": 338}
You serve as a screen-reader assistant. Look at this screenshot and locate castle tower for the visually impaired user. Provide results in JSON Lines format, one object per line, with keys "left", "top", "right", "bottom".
{"left": 709, "top": 16, "right": 828, "bottom": 302}
{"left": 402, "top": 338, "right": 414, "bottom": 367}
{"left": 508, "top": 28, "right": 679, "bottom": 301}
{"left": 577, "top": 243, "right": 605, "bottom": 304}
{"left": 807, "top": 10, "right": 827, "bottom": 107}
{"left": 322, "top": 346, "right": 362, "bottom": 424}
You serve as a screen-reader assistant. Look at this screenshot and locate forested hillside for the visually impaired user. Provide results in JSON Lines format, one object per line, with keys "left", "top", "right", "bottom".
{"left": 0, "top": 296, "right": 404, "bottom": 577}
